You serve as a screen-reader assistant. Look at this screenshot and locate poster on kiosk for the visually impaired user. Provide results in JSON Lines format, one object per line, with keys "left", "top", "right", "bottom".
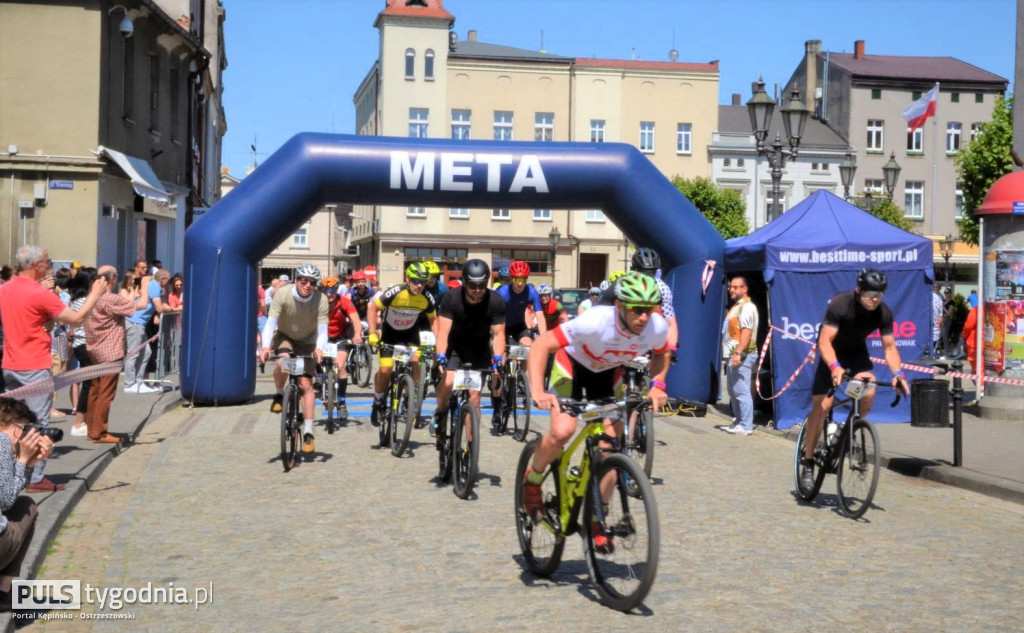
{"left": 725, "top": 191, "right": 934, "bottom": 430}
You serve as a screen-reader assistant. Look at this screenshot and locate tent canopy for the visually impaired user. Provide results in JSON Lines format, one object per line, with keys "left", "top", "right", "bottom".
{"left": 726, "top": 190, "right": 933, "bottom": 280}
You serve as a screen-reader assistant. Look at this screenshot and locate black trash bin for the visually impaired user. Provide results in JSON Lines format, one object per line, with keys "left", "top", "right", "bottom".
{"left": 910, "top": 379, "right": 949, "bottom": 428}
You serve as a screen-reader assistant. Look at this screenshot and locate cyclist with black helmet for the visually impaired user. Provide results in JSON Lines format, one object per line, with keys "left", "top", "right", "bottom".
{"left": 367, "top": 262, "right": 438, "bottom": 426}
{"left": 260, "top": 263, "right": 329, "bottom": 453}
{"left": 522, "top": 272, "right": 670, "bottom": 550}
{"left": 430, "top": 259, "right": 506, "bottom": 436}
{"left": 798, "top": 267, "right": 911, "bottom": 490}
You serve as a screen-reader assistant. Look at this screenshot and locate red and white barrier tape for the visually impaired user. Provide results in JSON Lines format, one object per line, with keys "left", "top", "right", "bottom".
{"left": 753, "top": 329, "right": 818, "bottom": 401}
{"left": 2, "top": 333, "right": 161, "bottom": 401}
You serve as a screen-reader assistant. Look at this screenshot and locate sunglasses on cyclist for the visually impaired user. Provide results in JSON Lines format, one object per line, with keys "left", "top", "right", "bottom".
{"left": 623, "top": 304, "right": 655, "bottom": 316}
{"left": 408, "top": 278, "right": 426, "bottom": 286}
{"left": 861, "top": 290, "right": 883, "bottom": 300}
{"left": 295, "top": 277, "right": 315, "bottom": 286}
{"left": 465, "top": 282, "right": 488, "bottom": 291}
{"left": 511, "top": 277, "right": 527, "bottom": 283}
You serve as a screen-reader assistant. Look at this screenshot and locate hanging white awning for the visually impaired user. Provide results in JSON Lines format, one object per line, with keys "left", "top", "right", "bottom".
{"left": 95, "top": 145, "right": 170, "bottom": 203}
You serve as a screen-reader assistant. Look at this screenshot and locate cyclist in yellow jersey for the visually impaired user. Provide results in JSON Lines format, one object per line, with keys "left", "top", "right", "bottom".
{"left": 367, "top": 262, "right": 437, "bottom": 426}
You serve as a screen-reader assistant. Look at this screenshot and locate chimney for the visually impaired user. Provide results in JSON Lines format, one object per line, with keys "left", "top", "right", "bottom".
{"left": 731, "top": 93, "right": 742, "bottom": 106}
{"left": 805, "top": 40, "right": 821, "bottom": 115}
{"left": 467, "top": 29, "right": 477, "bottom": 42}
{"left": 854, "top": 39, "right": 865, "bottom": 59}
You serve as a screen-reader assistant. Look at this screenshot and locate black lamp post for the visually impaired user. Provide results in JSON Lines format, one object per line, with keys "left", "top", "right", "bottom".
{"left": 747, "top": 78, "right": 810, "bottom": 224}
{"left": 839, "top": 151, "right": 857, "bottom": 200}
{"left": 548, "top": 225, "right": 561, "bottom": 287}
{"left": 882, "top": 151, "right": 902, "bottom": 200}
{"left": 939, "top": 234, "right": 955, "bottom": 286}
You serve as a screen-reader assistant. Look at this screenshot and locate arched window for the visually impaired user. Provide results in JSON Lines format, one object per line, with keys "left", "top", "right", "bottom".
{"left": 405, "top": 49, "right": 415, "bottom": 79}
{"left": 424, "top": 49, "right": 435, "bottom": 80}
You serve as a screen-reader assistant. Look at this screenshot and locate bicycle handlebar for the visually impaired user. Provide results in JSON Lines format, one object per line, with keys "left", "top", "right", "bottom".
{"left": 827, "top": 373, "right": 904, "bottom": 407}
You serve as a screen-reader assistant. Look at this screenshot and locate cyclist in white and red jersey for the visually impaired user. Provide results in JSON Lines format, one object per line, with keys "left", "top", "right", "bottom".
{"left": 523, "top": 272, "right": 670, "bottom": 553}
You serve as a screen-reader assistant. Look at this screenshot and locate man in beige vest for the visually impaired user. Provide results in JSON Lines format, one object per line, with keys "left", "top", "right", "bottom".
{"left": 721, "top": 276, "right": 759, "bottom": 436}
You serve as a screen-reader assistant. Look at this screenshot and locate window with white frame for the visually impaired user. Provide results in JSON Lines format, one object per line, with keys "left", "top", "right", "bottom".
{"left": 676, "top": 123, "right": 692, "bottom": 154}
{"left": 955, "top": 185, "right": 965, "bottom": 220}
{"left": 409, "top": 108, "right": 429, "bottom": 138}
{"left": 292, "top": 224, "right": 309, "bottom": 247}
{"left": 590, "top": 119, "right": 605, "bottom": 143}
{"left": 585, "top": 209, "right": 606, "bottom": 222}
{"left": 424, "top": 49, "right": 435, "bottom": 80}
{"left": 451, "top": 109, "right": 471, "bottom": 140}
{"left": 405, "top": 48, "right": 415, "bottom": 79}
{"left": 866, "top": 120, "right": 884, "bottom": 151}
{"left": 946, "top": 122, "right": 962, "bottom": 153}
{"left": 906, "top": 125, "right": 923, "bottom": 152}
{"left": 639, "top": 122, "right": 655, "bottom": 152}
{"left": 535, "top": 112, "right": 554, "bottom": 141}
{"left": 450, "top": 208, "right": 469, "bottom": 219}
{"left": 970, "top": 122, "right": 982, "bottom": 142}
{"left": 533, "top": 209, "right": 551, "bottom": 221}
{"left": 811, "top": 162, "right": 830, "bottom": 173}
{"left": 493, "top": 111, "right": 513, "bottom": 141}
{"left": 492, "top": 208, "right": 511, "bottom": 220}
{"left": 904, "top": 181, "right": 924, "bottom": 219}
{"left": 723, "top": 158, "right": 731, "bottom": 167}
{"left": 407, "top": 206, "right": 427, "bottom": 217}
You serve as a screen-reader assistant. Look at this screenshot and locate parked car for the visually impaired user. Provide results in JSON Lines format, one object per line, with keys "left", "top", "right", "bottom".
{"left": 554, "top": 288, "right": 589, "bottom": 317}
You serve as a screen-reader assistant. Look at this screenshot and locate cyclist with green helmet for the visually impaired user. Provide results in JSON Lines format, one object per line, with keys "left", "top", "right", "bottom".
{"left": 366, "top": 262, "right": 438, "bottom": 426}
{"left": 522, "top": 272, "right": 670, "bottom": 550}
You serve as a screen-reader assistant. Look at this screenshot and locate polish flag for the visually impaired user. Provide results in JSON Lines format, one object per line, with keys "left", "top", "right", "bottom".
{"left": 902, "top": 85, "right": 939, "bottom": 133}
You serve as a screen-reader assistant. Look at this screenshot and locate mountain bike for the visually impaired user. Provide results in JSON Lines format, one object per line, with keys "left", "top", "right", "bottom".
{"left": 347, "top": 320, "right": 373, "bottom": 389}
{"left": 315, "top": 342, "right": 343, "bottom": 434}
{"left": 269, "top": 351, "right": 315, "bottom": 473}
{"left": 795, "top": 375, "right": 899, "bottom": 520}
{"left": 514, "top": 396, "right": 660, "bottom": 612}
{"left": 619, "top": 354, "right": 654, "bottom": 482}
{"left": 377, "top": 342, "right": 419, "bottom": 458}
{"left": 492, "top": 343, "right": 531, "bottom": 441}
{"left": 415, "top": 330, "right": 438, "bottom": 423}
{"left": 436, "top": 365, "right": 486, "bottom": 499}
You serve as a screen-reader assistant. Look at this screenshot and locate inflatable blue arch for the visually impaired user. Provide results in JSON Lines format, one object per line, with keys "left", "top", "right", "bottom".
{"left": 182, "top": 133, "right": 725, "bottom": 405}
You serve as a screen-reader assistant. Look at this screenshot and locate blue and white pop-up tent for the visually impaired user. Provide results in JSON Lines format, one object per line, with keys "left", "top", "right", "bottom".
{"left": 725, "top": 190, "right": 935, "bottom": 429}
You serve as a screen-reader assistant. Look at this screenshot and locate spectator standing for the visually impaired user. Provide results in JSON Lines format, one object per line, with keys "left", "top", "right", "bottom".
{"left": 721, "top": 276, "right": 760, "bottom": 436}
{"left": 0, "top": 397, "right": 53, "bottom": 608}
{"left": 67, "top": 268, "right": 98, "bottom": 436}
{"left": 931, "top": 283, "right": 944, "bottom": 356}
{"left": 85, "top": 266, "right": 137, "bottom": 443}
{"left": 49, "top": 269, "right": 73, "bottom": 418}
{"left": 0, "top": 245, "right": 107, "bottom": 491}
{"left": 962, "top": 306, "right": 979, "bottom": 371}
{"left": 167, "top": 274, "right": 184, "bottom": 310}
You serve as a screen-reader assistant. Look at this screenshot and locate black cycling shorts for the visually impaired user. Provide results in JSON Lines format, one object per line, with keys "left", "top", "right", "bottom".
{"left": 569, "top": 357, "right": 616, "bottom": 401}
{"left": 811, "top": 355, "right": 873, "bottom": 396}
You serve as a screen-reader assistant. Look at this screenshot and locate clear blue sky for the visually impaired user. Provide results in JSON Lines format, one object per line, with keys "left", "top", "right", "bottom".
{"left": 221, "top": 0, "right": 1016, "bottom": 178}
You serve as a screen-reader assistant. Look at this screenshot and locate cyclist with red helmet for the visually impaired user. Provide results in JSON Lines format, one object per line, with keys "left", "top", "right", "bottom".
{"left": 348, "top": 270, "right": 375, "bottom": 321}
{"left": 322, "top": 276, "right": 363, "bottom": 419}
{"left": 496, "top": 260, "right": 545, "bottom": 345}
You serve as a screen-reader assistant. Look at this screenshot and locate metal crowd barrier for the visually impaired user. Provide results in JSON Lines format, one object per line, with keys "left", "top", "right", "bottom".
{"left": 155, "top": 312, "right": 181, "bottom": 379}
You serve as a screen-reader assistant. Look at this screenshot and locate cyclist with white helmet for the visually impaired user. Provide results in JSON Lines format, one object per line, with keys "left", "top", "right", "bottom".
{"left": 523, "top": 272, "right": 670, "bottom": 552}
{"left": 577, "top": 286, "right": 601, "bottom": 315}
{"left": 536, "top": 284, "right": 568, "bottom": 332}
{"left": 260, "top": 263, "right": 329, "bottom": 453}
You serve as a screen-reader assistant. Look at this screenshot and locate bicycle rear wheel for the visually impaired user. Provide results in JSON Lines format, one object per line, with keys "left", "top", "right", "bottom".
{"left": 452, "top": 402, "right": 480, "bottom": 499}
{"left": 836, "top": 418, "right": 881, "bottom": 519}
{"left": 794, "top": 418, "right": 827, "bottom": 501}
{"left": 583, "top": 453, "right": 660, "bottom": 612}
{"left": 378, "top": 383, "right": 392, "bottom": 449}
{"left": 437, "top": 407, "right": 454, "bottom": 482}
{"left": 323, "top": 367, "right": 337, "bottom": 434}
{"left": 390, "top": 374, "right": 416, "bottom": 457}
{"left": 280, "top": 383, "right": 299, "bottom": 472}
{"left": 511, "top": 370, "right": 531, "bottom": 442}
{"left": 513, "top": 438, "right": 564, "bottom": 577}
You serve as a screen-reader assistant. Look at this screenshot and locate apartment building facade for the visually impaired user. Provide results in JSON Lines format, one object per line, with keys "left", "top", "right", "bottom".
{"left": 0, "top": 0, "right": 226, "bottom": 273}
{"left": 350, "top": 0, "right": 719, "bottom": 288}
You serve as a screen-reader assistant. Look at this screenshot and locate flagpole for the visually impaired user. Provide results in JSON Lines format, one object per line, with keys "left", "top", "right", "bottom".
{"left": 929, "top": 82, "right": 940, "bottom": 234}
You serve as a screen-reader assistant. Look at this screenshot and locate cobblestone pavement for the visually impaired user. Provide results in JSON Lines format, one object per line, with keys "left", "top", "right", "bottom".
{"left": 31, "top": 378, "right": 1024, "bottom": 632}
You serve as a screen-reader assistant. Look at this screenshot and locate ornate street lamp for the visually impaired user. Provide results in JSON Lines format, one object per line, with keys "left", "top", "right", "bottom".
{"left": 939, "top": 234, "right": 955, "bottom": 286}
{"left": 747, "top": 78, "right": 810, "bottom": 223}
{"left": 839, "top": 151, "right": 857, "bottom": 200}
{"left": 882, "top": 151, "right": 902, "bottom": 200}
{"left": 548, "top": 225, "right": 561, "bottom": 287}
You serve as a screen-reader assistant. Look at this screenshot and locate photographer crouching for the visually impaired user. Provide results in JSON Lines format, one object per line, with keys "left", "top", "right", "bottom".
{"left": 0, "top": 397, "right": 56, "bottom": 611}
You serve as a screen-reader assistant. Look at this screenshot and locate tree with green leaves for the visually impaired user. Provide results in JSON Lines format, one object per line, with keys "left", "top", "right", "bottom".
{"left": 864, "top": 197, "right": 916, "bottom": 232}
{"left": 955, "top": 94, "right": 1015, "bottom": 245}
{"left": 671, "top": 175, "right": 749, "bottom": 239}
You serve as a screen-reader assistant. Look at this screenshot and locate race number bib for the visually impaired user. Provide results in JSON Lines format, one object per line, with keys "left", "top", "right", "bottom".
{"left": 419, "top": 331, "right": 437, "bottom": 347}
{"left": 322, "top": 343, "right": 338, "bottom": 357}
{"left": 281, "top": 357, "right": 304, "bottom": 376}
{"left": 392, "top": 345, "right": 414, "bottom": 363}
{"left": 453, "top": 370, "right": 483, "bottom": 391}
{"left": 508, "top": 345, "right": 530, "bottom": 361}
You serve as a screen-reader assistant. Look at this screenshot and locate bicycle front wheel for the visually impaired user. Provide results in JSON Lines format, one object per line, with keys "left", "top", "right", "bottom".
{"left": 452, "top": 402, "right": 480, "bottom": 499}
{"left": 794, "top": 418, "right": 827, "bottom": 501}
{"left": 583, "top": 453, "right": 660, "bottom": 612}
{"left": 513, "top": 438, "right": 563, "bottom": 576}
{"left": 511, "top": 370, "right": 531, "bottom": 442}
{"left": 437, "top": 407, "right": 454, "bottom": 482}
{"left": 355, "top": 345, "right": 372, "bottom": 388}
{"left": 390, "top": 374, "right": 416, "bottom": 457}
{"left": 280, "top": 383, "right": 299, "bottom": 472}
{"left": 836, "top": 418, "right": 881, "bottom": 519}
{"left": 623, "top": 406, "right": 655, "bottom": 484}
{"left": 323, "top": 367, "right": 337, "bottom": 434}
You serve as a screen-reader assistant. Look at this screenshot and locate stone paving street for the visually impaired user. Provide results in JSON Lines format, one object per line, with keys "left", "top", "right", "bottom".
{"left": 30, "top": 377, "right": 1024, "bottom": 632}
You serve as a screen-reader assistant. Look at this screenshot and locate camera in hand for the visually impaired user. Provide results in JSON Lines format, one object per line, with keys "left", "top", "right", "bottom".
{"left": 26, "top": 424, "right": 63, "bottom": 443}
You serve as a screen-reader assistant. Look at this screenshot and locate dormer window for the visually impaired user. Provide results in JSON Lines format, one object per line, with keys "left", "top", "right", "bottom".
{"left": 406, "top": 0, "right": 428, "bottom": 6}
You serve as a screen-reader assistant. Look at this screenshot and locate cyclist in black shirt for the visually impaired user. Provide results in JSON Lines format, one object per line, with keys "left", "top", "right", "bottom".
{"left": 431, "top": 259, "right": 506, "bottom": 435}
{"left": 799, "top": 268, "right": 910, "bottom": 490}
